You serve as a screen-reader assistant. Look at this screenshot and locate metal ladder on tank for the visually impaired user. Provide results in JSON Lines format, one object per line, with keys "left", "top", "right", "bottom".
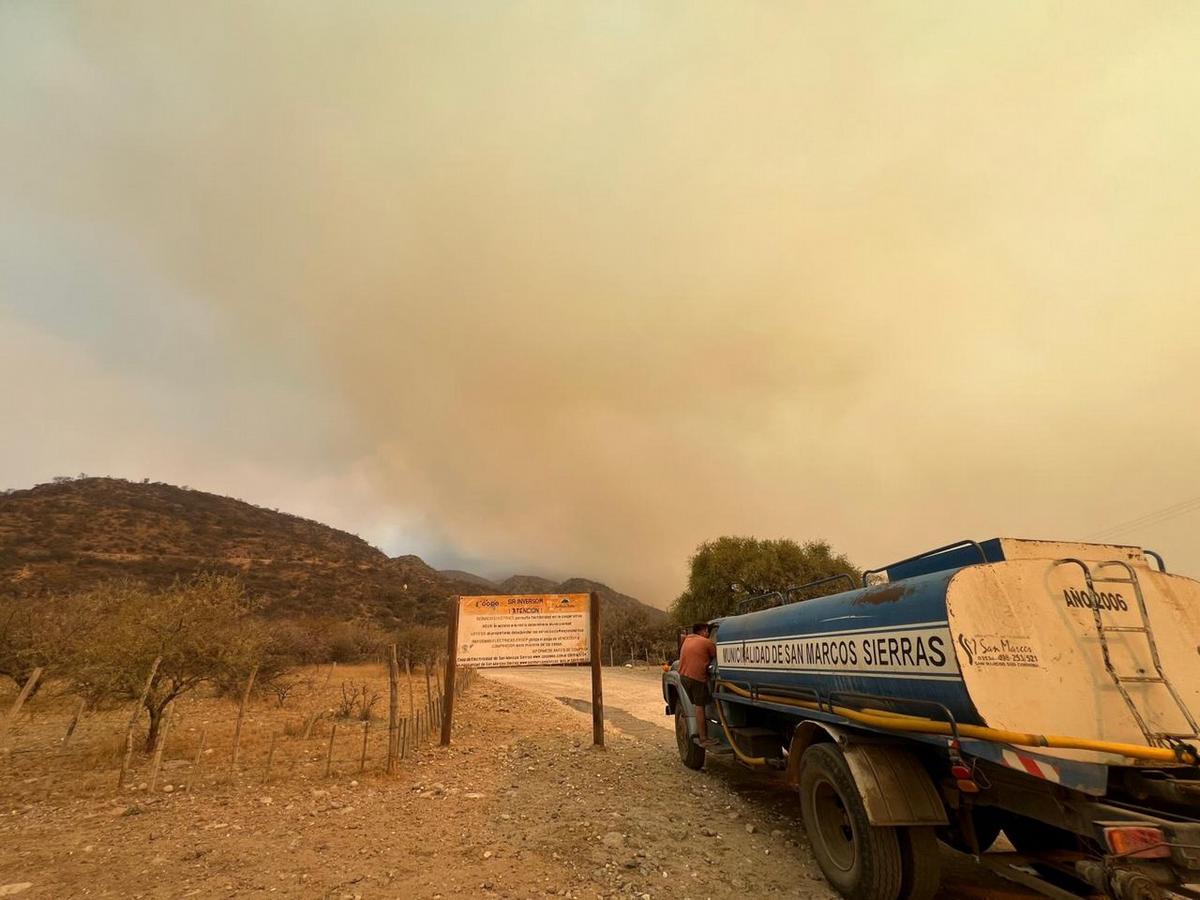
{"left": 1054, "top": 558, "right": 1200, "bottom": 752}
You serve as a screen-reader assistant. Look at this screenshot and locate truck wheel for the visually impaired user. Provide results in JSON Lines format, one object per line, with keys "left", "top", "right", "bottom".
{"left": 799, "top": 744, "right": 903, "bottom": 900}
{"left": 675, "top": 708, "right": 706, "bottom": 770}
{"left": 898, "top": 827, "right": 941, "bottom": 900}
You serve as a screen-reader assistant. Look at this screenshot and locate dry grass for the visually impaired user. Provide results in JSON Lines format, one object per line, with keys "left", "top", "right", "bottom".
{"left": 0, "top": 662, "right": 456, "bottom": 804}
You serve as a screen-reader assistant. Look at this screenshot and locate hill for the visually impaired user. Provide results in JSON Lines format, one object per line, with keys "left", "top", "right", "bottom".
{"left": 455, "top": 574, "right": 666, "bottom": 624}
{"left": 0, "top": 477, "right": 664, "bottom": 626}
{"left": 498, "top": 574, "right": 561, "bottom": 594}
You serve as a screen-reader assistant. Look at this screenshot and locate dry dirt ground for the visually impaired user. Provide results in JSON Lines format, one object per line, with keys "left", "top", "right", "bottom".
{"left": 488, "top": 666, "right": 1040, "bottom": 900}
{"left": 1, "top": 666, "right": 1034, "bottom": 899}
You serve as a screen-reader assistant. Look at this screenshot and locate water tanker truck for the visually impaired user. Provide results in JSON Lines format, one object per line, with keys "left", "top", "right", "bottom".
{"left": 663, "top": 538, "right": 1200, "bottom": 900}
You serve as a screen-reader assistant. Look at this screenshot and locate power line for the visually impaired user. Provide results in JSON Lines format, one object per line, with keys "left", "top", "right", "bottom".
{"left": 1089, "top": 497, "right": 1200, "bottom": 538}
{"left": 1087, "top": 496, "right": 1200, "bottom": 541}
{"left": 1089, "top": 497, "right": 1200, "bottom": 540}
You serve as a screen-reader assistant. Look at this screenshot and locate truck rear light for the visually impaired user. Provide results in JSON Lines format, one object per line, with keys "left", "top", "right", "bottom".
{"left": 1103, "top": 826, "right": 1170, "bottom": 859}
{"left": 955, "top": 779, "right": 980, "bottom": 793}
{"left": 950, "top": 764, "right": 972, "bottom": 779}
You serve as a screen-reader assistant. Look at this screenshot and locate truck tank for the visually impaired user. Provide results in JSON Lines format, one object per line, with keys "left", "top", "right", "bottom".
{"left": 713, "top": 538, "right": 1200, "bottom": 765}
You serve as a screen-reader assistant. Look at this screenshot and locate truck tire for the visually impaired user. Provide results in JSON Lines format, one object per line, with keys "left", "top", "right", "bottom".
{"left": 675, "top": 707, "right": 706, "bottom": 770}
{"left": 799, "top": 744, "right": 903, "bottom": 900}
{"left": 897, "top": 827, "right": 941, "bottom": 900}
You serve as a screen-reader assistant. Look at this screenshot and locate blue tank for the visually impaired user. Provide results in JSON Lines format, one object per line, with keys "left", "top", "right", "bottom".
{"left": 713, "top": 568, "right": 984, "bottom": 725}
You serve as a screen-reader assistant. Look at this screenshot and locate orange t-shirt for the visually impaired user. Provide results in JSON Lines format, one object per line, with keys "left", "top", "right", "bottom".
{"left": 679, "top": 634, "right": 716, "bottom": 681}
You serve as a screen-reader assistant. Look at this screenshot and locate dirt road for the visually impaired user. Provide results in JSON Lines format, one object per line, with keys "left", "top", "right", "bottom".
{"left": 487, "top": 667, "right": 671, "bottom": 743}
{"left": 488, "top": 665, "right": 1038, "bottom": 900}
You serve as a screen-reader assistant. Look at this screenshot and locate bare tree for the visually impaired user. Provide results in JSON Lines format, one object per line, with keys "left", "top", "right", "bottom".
{"left": 64, "top": 574, "right": 271, "bottom": 750}
{"left": 393, "top": 624, "right": 443, "bottom": 667}
{"left": 266, "top": 672, "right": 312, "bottom": 708}
{"left": 0, "top": 586, "right": 113, "bottom": 691}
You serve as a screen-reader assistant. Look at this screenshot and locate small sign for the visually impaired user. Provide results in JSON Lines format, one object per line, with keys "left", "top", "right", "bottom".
{"left": 457, "top": 594, "right": 590, "bottom": 668}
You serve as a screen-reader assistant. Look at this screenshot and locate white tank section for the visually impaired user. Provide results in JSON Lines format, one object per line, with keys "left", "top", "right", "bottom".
{"left": 946, "top": 540, "right": 1200, "bottom": 765}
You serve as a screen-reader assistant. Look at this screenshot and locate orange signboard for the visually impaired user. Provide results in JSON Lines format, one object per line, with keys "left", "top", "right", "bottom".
{"left": 456, "top": 593, "right": 590, "bottom": 668}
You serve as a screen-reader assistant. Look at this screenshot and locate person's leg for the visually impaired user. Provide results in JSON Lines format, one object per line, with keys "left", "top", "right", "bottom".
{"left": 695, "top": 701, "right": 707, "bottom": 741}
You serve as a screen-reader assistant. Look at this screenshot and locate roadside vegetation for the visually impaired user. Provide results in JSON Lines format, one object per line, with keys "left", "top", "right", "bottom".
{"left": 1, "top": 570, "right": 683, "bottom": 758}
{"left": 0, "top": 574, "right": 446, "bottom": 752}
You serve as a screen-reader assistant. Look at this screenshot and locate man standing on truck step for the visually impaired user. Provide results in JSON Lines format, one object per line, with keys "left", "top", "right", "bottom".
{"left": 679, "top": 623, "right": 718, "bottom": 747}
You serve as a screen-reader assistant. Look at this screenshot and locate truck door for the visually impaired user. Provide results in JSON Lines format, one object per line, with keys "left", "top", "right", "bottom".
{"left": 706, "top": 622, "right": 722, "bottom": 737}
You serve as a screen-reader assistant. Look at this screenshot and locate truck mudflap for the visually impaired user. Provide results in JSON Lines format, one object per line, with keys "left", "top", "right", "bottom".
{"left": 785, "top": 723, "right": 946, "bottom": 827}
{"left": 841, "top": 743, "right": 948, "bottom": 827}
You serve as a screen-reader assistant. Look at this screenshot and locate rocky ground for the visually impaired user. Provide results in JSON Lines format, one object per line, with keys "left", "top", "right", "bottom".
{"left": 1, "top": 669, "right": 1039, "bottom": 899}
{"left": 0, "top": 674, "right": 838, "bottom": 899}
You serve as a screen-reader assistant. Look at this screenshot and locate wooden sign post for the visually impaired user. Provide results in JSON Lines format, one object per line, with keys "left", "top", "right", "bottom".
{"left": 441, "top": 591, "right": 603, "bottom": 747}
{"left": 589, "top": 590, "right": 604, "bottom": 747}
{"left": 439, "top": 597, "right": 460, "bottom": 746}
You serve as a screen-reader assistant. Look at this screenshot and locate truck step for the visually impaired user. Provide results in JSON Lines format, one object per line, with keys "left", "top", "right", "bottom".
{"left": 1101, "top": 625, "right": 1149, "bottom": 633}
{"left": 1115, "top": 675, "right": 1166, "bottom": 684}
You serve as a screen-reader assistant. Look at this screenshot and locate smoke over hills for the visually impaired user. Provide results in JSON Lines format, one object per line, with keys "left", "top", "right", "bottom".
{"left": 3, "top": 5, "right": 1200, "bottom": 602}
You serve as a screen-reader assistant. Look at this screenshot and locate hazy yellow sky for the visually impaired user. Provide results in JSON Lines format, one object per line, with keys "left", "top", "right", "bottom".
{"left": 3, "top": 3, "right": 1199, "bottom": 604}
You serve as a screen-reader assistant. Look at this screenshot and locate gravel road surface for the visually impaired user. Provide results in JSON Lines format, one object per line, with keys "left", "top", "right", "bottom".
{"left": 487, "top": 665, "right": 1040, "bottom": 900}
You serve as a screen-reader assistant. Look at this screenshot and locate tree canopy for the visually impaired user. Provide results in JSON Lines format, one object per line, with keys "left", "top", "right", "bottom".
{"left": 670, "top": 536, "right": 859, "bottom": 625}
{"left": 63, "top": 574, "right": 271, "bottom": 749}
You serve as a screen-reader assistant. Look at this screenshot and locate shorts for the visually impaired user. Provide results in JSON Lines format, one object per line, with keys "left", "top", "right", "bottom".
{"left": 680, "top": 675, "right": 712, "bottom": 707}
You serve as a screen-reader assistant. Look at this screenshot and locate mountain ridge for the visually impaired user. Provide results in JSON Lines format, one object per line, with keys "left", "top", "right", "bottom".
{"left": 0, "top": 477, "right": 664, "bottom": 625}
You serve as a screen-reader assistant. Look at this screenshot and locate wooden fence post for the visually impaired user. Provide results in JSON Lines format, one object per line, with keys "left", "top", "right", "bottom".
{"left": 231, "top": 662, "right": 259, "bottom": 766}
{"left": 405, "top": 656, "right": 415, "bottom": 724}
{"left": 359, "top": 721, "right": 370, "bottom": 773}
{"left": 387, "top": 644, "right": 400, "bottom": 773}
{"left": 118, "top": 656, "right": 162, "bottom": 788}
{"left": 399, "top": 718, "right": 408, "bottom": 759}
{"left": 325, "top": 723, "right": 338, "bottom": 777}
{"left": 60, "top": 697, "right": 87, "bottom": 751}
{"left": 424, "top": 662, "right": 433, "bottom": 716}
{"left": 146, "top": 703, "right": 175, "bottom": 792}
{"left": 186, "top": 728, "right": 208, "bottom": 792}
{"left": 0, "top": 666, "right": 44, "bottom": 749}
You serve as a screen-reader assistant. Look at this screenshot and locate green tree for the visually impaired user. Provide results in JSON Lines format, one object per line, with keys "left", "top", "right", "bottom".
{"left": 603, "top": 607, "right": 648, "bottom": 665}
{"left": 670, "top": 536, "right": 859, "bottom": 625}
